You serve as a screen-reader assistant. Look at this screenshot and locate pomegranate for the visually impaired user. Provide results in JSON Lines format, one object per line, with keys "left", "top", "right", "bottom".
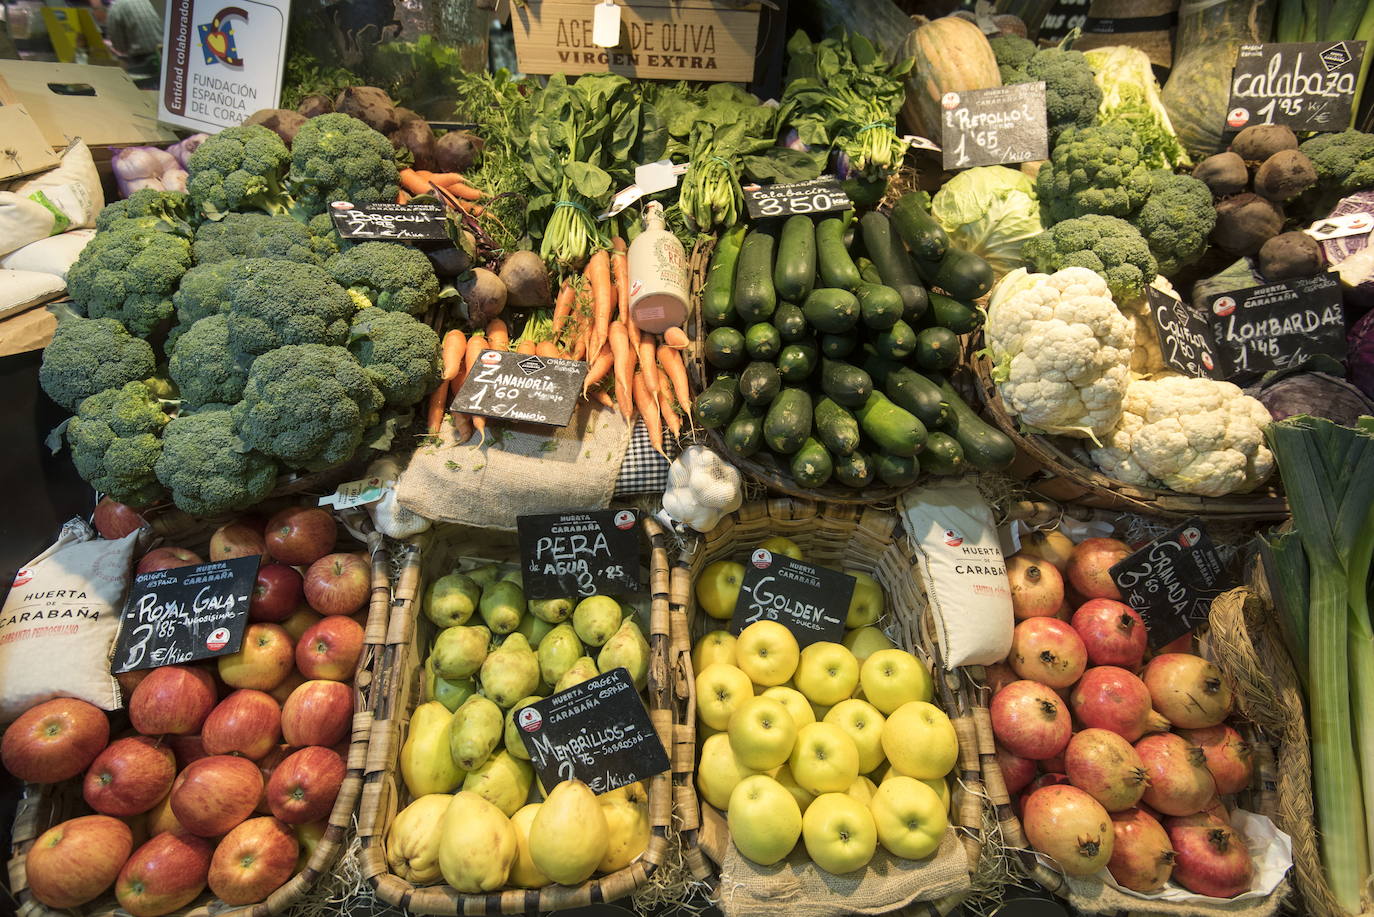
{"left": 1008, "top": 618, "right": 1087, "bottom": 689}
{"left": 997, "top": 744, "right": 1037, "bottom": 795}
{"left": 1166, "top": 817, "right": 1253, "bottom": 897}
{"left": 1070, "top": 666, "right": 1171, "bottom": 742}
{"left": 1040, "top": 751, "right": 1066, "bottom": 774}
{"left": 1157, "top": 633, "right": 1193, "bottom": 655}
{"left": 1066, "top": 537, "right": 1132, "bottom": 599}
{"left": 1016, "top": 773, "right": 1070, "bottom": 818}
{"left": 1202, "top": 796, "right": 1231, "bottom": 825}
{"left": 1143, "top": 654, "right": 1233, "bottom": 729}
{"left": 1065, "top": 728, "right": 1150, "bottom": 812}
{"left": 1179, "top": 725, "right": 1253, "bottom": 795}
{"left": 1166, "top": 810, "right": 1228, "bottom": 831}
{"left": 1071, "top": 600, "right": 1147, "bottom": 670}
{"left": 1022, "top": 785, "right": 1115, "bottom": 876}
{"left": 991, "top": 680, "right": 1073, "bottom": 760}
{"left": 985, "top": 661, "right": 1018, "bottom": 695}
{"left": 1107, "top": 807, "right": 1175, "bottom": 892}
{"left": 1019, "top": 528, "right": 1075, "bottom": 572}
{"left": 1136, "top": 733, "right": 1216, "bottom": 816}
{"left": 1008, "top": 554, "right": 1065, "bottom": 619}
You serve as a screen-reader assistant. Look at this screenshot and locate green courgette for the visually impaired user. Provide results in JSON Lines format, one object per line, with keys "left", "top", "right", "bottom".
{"left": 744, "top": 322, "right": 781, "bottom": 361}
{"left": 802, "top": 288, "right": 860, "bottom": 334}
{"left": 856, "top": 283, "right": 904, "bottom": 331}
{"left": 873, "top": 453, "right": 919, "bottom": 487}
{"left": 704, "top": 327, "right": 746, "bottom": 370}
{"left": 866, "top": 359, "right": 950, "bottom": 429}
{"left": 820, "top": 359, "right": 873, "bottom": 409}
{"left": 889, "top": 193, "right": 948, "bottom": 262}
{"left": 694, "top": 375, "right": 739, "bottom": 428}
{"left": 790, "top": 437, "right": 834, "bottom": 488}
{"left": 855, "top": 390, "right": 927, "bottom": 457}
{"left": 860, "top": 211, "right": 927, "bottom": 317}
{"left": 814, "top": 396, "right": 860, "bottom": 457}
{"left": 816, "top": 217, "right": 862, "bottom": 290}
{"left": 820, "top": 333, "right": 856, "bottom": 360}
{"left": 937, "top": 376, "right": 1016, "bottom": 471}
{"left": 776, "top": 342, "right": 818, "bottom": 383}
{"left": 872, "top": 320, "right": 918, "bottom": 361}
{"left": 919, "top": 432, "right": 966, "bottom": 475}
{"left": 832, "top": 449, "right": 875, "bottom": 489}
{"left": 764, "top": 388, "right": 812, "bottom": 455}
{"left": 913, "top": 326, "right": 959, "bottom": 372}
{"left": 723, "top": 400, "right": 766, "bottom": 458}
{"left": 774, "top": 215, "right": 816, "bottom": 302}
{"left": 928, "top": 246, "right": 993, "bottom": 301}
{"left": 924, "top": 292, "right": 983, "bottom": 334}
{"left": 773, "top": 302, "right": 809, "bottom": 342}
{"left": 702, "top": 224, "right": 745, "bottom": 327}
{"left": 734, "top": 228, "right": 777, "bottom": 323}
{"left": 739, "top": 361, "right": 782, "bottom": 407}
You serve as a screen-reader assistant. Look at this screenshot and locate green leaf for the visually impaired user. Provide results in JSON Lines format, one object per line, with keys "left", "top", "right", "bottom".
{"left": 564, "top": 162, "right": 613, "bottom": 200}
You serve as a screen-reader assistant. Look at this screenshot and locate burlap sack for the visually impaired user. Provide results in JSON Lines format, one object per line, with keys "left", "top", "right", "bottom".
{"left": 1063, "top": 877, "right": 1289, "bottom": 917}
{"left": 395, "top": 403, "right": 633, "bottom": 531}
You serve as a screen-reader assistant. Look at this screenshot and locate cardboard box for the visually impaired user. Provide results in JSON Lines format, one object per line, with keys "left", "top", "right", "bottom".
{"left": 0, "top": 104, "right": 61, "bottom": 180}
{"left": 0, "top": 60, "right": 176, "bottom": 149}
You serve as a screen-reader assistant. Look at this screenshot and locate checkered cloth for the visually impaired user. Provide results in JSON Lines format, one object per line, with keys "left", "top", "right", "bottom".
{"left": 614, "top": 419, "right": 680, "bottom": 496}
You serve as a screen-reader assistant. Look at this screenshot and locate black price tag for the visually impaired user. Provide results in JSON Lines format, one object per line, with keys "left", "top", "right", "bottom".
{"left": 940, "top": 83, "right": 1049, "bottom": 171}
{"left": 1205, "top": 272, "right": 1346, "bottom": 378}
{"left": 1110, "top": 519, "right": 1227, "bottom": 649}
{"left": 743, "top": 176, "right": 851, "bottom": 220}
{"left": 1146, "top": 286, "right": 1223, "bottom": 379}
{"left": 329, "top": 201, "right": 449, "bottom": 241}
{"left": 111, "top": 556, "right": 260, "bottom": 673}
{"left": 730, "top": 550, "right": 852, "bottom": 646}
{"left": 518, "top": 509, "right": 641, "bottom": 600}
{"left": 1227, "top": 41, "right": 1367, "bottom": 132}
{"left": 449, "top": 350, "right": 588, "bottom": 427}
{"left": 516, "top": 667, "right": 670, "bottom": 794}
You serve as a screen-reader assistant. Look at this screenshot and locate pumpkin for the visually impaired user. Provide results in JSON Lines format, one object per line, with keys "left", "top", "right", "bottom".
{"left": 899, "top": 15, "right": 1002, "bottom": 138}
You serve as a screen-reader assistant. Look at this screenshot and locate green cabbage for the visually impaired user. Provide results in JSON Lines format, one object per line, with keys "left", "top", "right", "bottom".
{"left": 1084, "top": 46, "right": 1190, "bottom": 170}
{"left": 929, "top": 166, "right": 1043, "bottom": 278}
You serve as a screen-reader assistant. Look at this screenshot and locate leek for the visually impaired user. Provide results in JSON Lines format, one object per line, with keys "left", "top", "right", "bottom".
{"left": 1258, "top": 531, "right": 1310, "bottom": 692}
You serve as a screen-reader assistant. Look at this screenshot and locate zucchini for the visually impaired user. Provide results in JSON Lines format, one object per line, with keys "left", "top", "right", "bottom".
{"left": 872, "top": 319, "right": 919, "bottom": 361}
{"left": 773, "top": 302, "right": 809, "bottom": 342}
{"left": 868, "top": 360, "right": 951, "bottom": 429}
{"left": 924, "top": 292, "right": 983, "bottom": 334}
{"left": 919, "top": 432, "right": 967, "bottom": 475}
{"left": 763, "top": 388, "right": 812, "bottom": 455}
{"left": 802, "top": 288, "right": 860, "bottom": 334}
{"left": 889, "top": 193, "right": 949, "bottom": 262}
{"left": 734, "top": 228, "right": 777, "bottom": 323}
{"left": 904, "top": 285, "right": 930, "bottom": 325}
{"left": 723, "top": 400, "right": 766, "bottom": 458}
{"left": 856, "top": 257, "right": 883, "bottom": 285}
{"left": 776, "top": 341, "right": 818, "bottom": 383}
{"left": 938, "top": 376, "right": 1017, "bottom": 471}
{"left": 856, "top": 283, "right": 903, "bottom": 331}
{"left": 860, "top": 211, "right": 927, "bottom": 317}
{"left": 832, "top": 449, "right": 875, "bottom": 489}
{"left": 744, "top": 322, "right": 782, "bottom": 361}
{"left": 816, "top": 217, "right": 862, "bottom": 290}
{"left": 814, "top": 396, "right": 860, "bottom": 457}
{"left": 855, "top": 390, "right": 927, "bottom": 457}
{"left": 931, "top": 246, "right": 993, "bottom": 301}
{"left": 739, "top": 361, "right": 782, "bottom": 407}
{"left": 790, "top": 437, "right": 834, "bottom": 488}
{"left": 873, "top": 453, "right": 919, "bottom": 487}
{"left": 694, "top": 375, "right": 739, "bottom": 429}
{"left": 702, "top": 224, "right": 745, "bottom": 327}
{"left": 774, "top": 215, "right": 816, "bottom": 302}
{"left": 914, "top": 326, "right": 959, "bottom": 372}
{"left": 704, "top": 327, "right": 747, "bottom": 370}
{"left": 820, "top": 333, "right": 856, "bottom": 360}
{"left": 820, "top": 359, "right": 873, "bottom": 408}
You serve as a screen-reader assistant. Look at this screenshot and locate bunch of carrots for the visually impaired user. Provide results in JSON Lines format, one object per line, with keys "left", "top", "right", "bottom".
{"left": 398, "top": 168, "right": 485, "bottom": 217}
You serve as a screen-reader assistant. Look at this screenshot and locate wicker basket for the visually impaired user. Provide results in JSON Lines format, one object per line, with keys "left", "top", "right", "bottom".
{"left": 680, "top": 499, "right": 985, "bottom": 915}
{"left": 355, "top": 516, "right": 687, "bottom": 914}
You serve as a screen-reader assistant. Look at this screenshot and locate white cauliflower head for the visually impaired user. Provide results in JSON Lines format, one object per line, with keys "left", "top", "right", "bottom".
{"left": 1088, "top": 375, "right": 1276, "bottom": 497}
{"left": 985, "top": 267, "right": 1135, "bottom": 439}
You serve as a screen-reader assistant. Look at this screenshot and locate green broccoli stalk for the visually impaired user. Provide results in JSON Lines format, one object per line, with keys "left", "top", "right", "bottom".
{"left": 232, "top": 343, "right": 384, "bottom": 470}
{"left": 1135, "top": 171, "right": 1217, "bottom": 276}
{"left": 289, "top": 114, "right": 400, "bottom": 218}
{"left": 39, "top": 315, "right": 157, "bottom": 413}
{"left": 66, "top": 224, "right": 192, "bottom": 337}
{"left": 192, "top": 212, "right": 324, "bottom": 265}
{"left": 156, "top": 409, "right": 279, "bottom": 516}
{"left": 224, "top": 259, "right": 358, "bottom": 359}
{"left": 1021, "top": 214, "right": 1158, "bottom": 304}
{"left": 187, "top": 125, "right": 294, "bottom": 219}
{"left": 1035, "top": 122, "right": 1156, "bottom": 225}
{"left": 348, "top": 307, "right": 440, "bottom": 407}
{"left": 325, "top": 241, "right": 440, "bottom": 314}
{"left": 66, "top": 381, "right": 169, "bottom": 506}
{"left": 168, "top": 314, "right": 252, "bottom": 408}
{"left": 95, "top": 188, "right": 194, "bottom": 236}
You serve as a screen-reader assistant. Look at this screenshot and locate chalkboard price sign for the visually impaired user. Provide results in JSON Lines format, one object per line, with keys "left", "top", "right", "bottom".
{"left": 518, "top": 509, "right": 641, "bottom": 600}
{"left": 1110, "top": 518, "right": 1227, "bottom": 649}
{"left": 112, "top": 555, "right": 261, "bottom": 673}
{"left": 940, "top": 83, "right": 1049, "bottom": 171}
{"left": 1204, "top": 272, "right": 1346, "bottom": 378}
{"left": 329, "top": 201, "right": 449, "bottom": 241}
{"left": 516, "top": 667, "right": 670, "bottom": 795}
{"left": 449, "top": 350, "right": 588, "bottom": 427}
{"left": 743, "top": 176, "right": 852, "bottom": 220}
{"left": 1146, "top": 286, "right": 1222, "bottom": 379}
{"left": 1227, "top": 41, "right": 1367, "bottom": 132}
{"left": 730, "top": 550, "right": 853, "bottom": 645}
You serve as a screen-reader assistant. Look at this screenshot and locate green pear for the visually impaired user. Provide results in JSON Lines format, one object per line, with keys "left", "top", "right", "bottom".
{"left": 449, "top": 695, "right": 504, "bottom": 771}
{"left": 572, "top": 595, "right": 622, "bottom": 647}
{"left": 517, "top": 614, "right": 554, "bottom": 648}
{"left": 504, "top": 695, "right": 543, "bottom": 760}
{"left": 468, "top": 565, "right": 503, "bottom": 589}
{"left": 555, "top": 656, "right": 600, "bottom": 692}
{"left": 480, "top": 580, "right": 525, "bottom": 635}
{"left": 502, "top": 569, "right": 524, "bottom": 589}
{"left": 538, "top": 624, "right": 583, "bottom": 686}
{"left": 480, "top": 633, "right": 540, "bottom": 708}
{"left": 463, "top": 749, "right": 535, "bottom": 816}
{"left": 426, "top": 656, "right": 477, "bottom": 712}
{"left": 597, "top": 618, "right": 650, "bottom": 690}
{"left": 431, "top": 625, "right": 491, "bottom": 680}
{"left": 424, "top": 572, "right": 481, "bottom": 628}
{"left": 528, "top": 597, "right": 574, "bottom": 624}
{"left": 529, "top": 780, "right": 609, "bottom": 885}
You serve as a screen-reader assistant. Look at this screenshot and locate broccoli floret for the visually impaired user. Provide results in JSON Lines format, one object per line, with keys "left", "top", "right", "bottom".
{"left": 306, "top": 211, "right": 343, "bottom": 259}
{"left": 66, "top": 381, "right": 168, "bottom": 506}
{"left": 224, "top": 259, "right": 357, "bottom": 358}
{"left": 172, "top": 259, "right": 240, "bottom": 327}
{"left": 325, "top": 241, "right": 440, "bottom": 314}
{"left": 40, "top": 316, "right": 158, "bottom": 412}
{"left": 289, "top": 114, "right": 400, "bottom": 216}
{"left": 95, "top": 189, "right": 194, "bottom": 236}
{"left": 156, "top": 409, "right": 278, "bottom": 516}
{"left": 1022, "top": 214, "right": 1158, "bottom": 303}
{"left": 232, "top": 343, "right": 383, "bottom": 470}
{"left": 1035, "top": 123, "right": 1156, "bottom": 224}
{"left": 1299, "top": 129, "right": 1374, "bottom": 194}
{"left": 168, "top": 314, "right": 252, "bottom": 408}
{"left": 187, "top": 124, "right": 293, "bottom": 218}
{"left": 1135, "top": 171, "right": 1217, "bottom": 276}
{"left": 67, "top": 224, "right": 192, "bottom": 337}
{"left": 1022, "top": 49, "right": 1102, "bottom": 144}
{"left": 348, "top": 307, "right": 440, "bottom": 406}
{"left": 990, "top": 34, "right": 1036, "bottom": 82}
{"left": 192, "top": 212, "right": 322, "bottom": 265}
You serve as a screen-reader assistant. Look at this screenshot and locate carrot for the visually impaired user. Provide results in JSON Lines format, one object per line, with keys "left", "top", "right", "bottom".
{"left": 516, "top": 339, "right": 537, "bottom": 355}
{"left": 398, "top": 168, "right": 432, "bottom": 196}
{"left": 634, "top": 372, "right": 665, "bottom": 457}
{"left": 662, "top": 326, "right": 690, "bottom": 349}
{"left": 458, "top": 332, "right": 485, "bottom": 392}
{"left": 442, "top": 182, "right": 483, "bottom": 201}
{"left": 638, "top": 338, "right": 660, "bottom": 396}
{"left": 585, "top": 250, "right": 613, "bottom": 367}
{"left": 398, "top": 189, "right": 410, "bottom": 205}
{"left": 427, "top": 380, "right": 449, "bottom": 434}
{"left": 610, "top": 237, "right": 630, "bottom": 324}
{"left": 582, "top": 342, "right": 614, "bottom": 395}
{"left": 459, "top": 201, "right": 486, "bottom": 217}
{"left": 442, "top": 330, "right": 467, "bottom": 381}
{"left": 471, "top": 414, "right": 487, "bottom": 445}
{"left": 450, "top": 411, "right": 474, "bottom": 443}
{"left": 658, "top": 385, "right": 682, "bottom": 440}
{"left": 572, "top": 329, "right": 588, "bottom": 362}
{"left": 536, "top": 340, "right": 560, "bottom": 359}
{"left": 590, "top": 389, "right": 616, "bottom": 410}
{"left": 485, "top": 318, "right": 510, "bottom": 352}
{"left": 551, "top": 281, "right": 576, "bottom": 338}
{"left": 609, "top": 322, "right": 636, "bottom": 424}
{"left": 656, "top": 344, "right": 692, "bottom": 414}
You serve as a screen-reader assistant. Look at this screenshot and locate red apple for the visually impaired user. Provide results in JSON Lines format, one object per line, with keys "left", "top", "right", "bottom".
{"left": 123, "top": 809, "right": 150, "bottom": 849}
{"left": 293, "top": 820, "right": 327, "bottom": 873}
{"left": 136, "top": 547, "right": 202, "bottom": 575}
{"left": 304, "top": 552, "right": 370, "bottom": 617}
{"left": 83, "top": 736, "right": 176, "bottom": 817}
{"left": 209, "top": 521, "right": 268, "bottom": 562}
{"left": 265, "top": 507, "right": 337, "bottom": 566}
{"left": 164, "top": 734, "right": 207, "bottom": 771}
{"left": 255, "top": 744, "right": 296, "bottom": 814}
{"left": 281, "top": 604, "right": 322, "bottom": 642}
{"left": 129, "top": 666, "right": 217, "bottom": 736}
{"left": 117, "top": 668, "right": 151, "bottom": 700}
{"left": 146, "top": 790, "right": 182, "bottom": 836}
{"left": 170, "top": 755, "right": 263, "bottom": 838}
{"left": 269, "top": 670, "right": 307, "bottom": 706}
{"left": 2, "top": 697, "right": 110, "bottom": 783}
{"left": 201, "top": 690, "right": 282, "bottom": 760}
{"left": 295, "top": 615, "right": 364, "bottom": 681}
{"left": 217, "top": 623, "right": 294, "bottom": 691}
{"left": 267, "top": 746, "right": 345, "bottom": 824}
{"left": 115, "top": 831, "right": 212, "bottom": 917}
{"left": 250, "top": 564, "right": 304, "bottom": 623}
{"left": 281, "top": 681, "right": 352, "bottom": 748}
{"left": 208, "top": 816, "right": 298, "bottom": 905}
{"left": 94, "top": 497, "right": 147, "bottom": 540}
{"left": 26, "top": 814, "right": 133, "bottom": 908}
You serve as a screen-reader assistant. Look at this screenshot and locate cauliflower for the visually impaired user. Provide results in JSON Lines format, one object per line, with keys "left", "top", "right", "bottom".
{"left": 1088, "top": 375, "right": 1275, "bottom": 497}
{"left": 984, "top": 267, "right": 1135, "bottom": 440}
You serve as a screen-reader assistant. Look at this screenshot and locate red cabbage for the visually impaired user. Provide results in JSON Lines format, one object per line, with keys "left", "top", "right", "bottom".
{"left": 1321, "top": 191, "right": 1374, "bottom": 310}
{"left": 1350, "top": 308, "right": 1374, "bottom": 399}
{"left": 1251, "top": 368, "right": 1374, "bottom": 425}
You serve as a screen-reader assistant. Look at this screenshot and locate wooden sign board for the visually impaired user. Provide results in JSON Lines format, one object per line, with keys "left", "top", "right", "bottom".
{"left": 512, "top": 1, "right": 761, "bottom": 83}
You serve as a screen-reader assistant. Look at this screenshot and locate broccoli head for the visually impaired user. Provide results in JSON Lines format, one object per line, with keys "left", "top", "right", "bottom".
{"left": 1035, "top": 122, "right": 1156, "bottom": 224}
{"left": 224, "top": 259, "right": 357, "bottom": 358}
{"left": 1022, "top": 49, "right": 1101, "bottom": 144}
{"left": 348, "top": 307, "right": 440, "bottom": 406}
{"left": 168, "top": 314, "right": 252, "bottom": 408}
{"left": 95, "top": 188, "right": 194, "bottom": 236}
{"left": 1135, "top": 171, "right": 1217, "bottom": 276}
{"left": 66, "top": 381, "right": 168, "bottom": 506}
{"left": 172, "top": 259, "right": 240, "bottom": 327}
{"left": 989, "top": 34, "right": 1036, "bottom": 83}
{"left": 40, "top": 316, "right": 158, "bottom": 412}
{"left": 232, "top": 343, "right": 383, "bottom": 470}
{"left": 1022, "top": 214, "right": 1158, "bottom": 304}
{"left": 289, "top": 114, "right": 400, "bottom": 216}
{"left": 325, "top": 241, "right": 440, "bottom": 314}
{"left": 187, "top": 124, "right": 293, "bottom": 218}
{"left": 307, "top": 211, "right": 344, "bottom": 258}
{"left": 1299, "top": 129, "right": 1374, "bottom": 194}
{"left": 192, "top": 212, "right": 321, "bottom": 265}
{"left": 67, "top": 223, "right": 192, "bottom": 337}
{"left": 156, "top": 409, "right": 278, "bottom": 516}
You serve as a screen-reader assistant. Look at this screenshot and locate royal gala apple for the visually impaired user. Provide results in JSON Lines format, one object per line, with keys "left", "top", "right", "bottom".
{"left": 208, "top": 816, "right": 298, "bottom": 905}
{"left": 170, "top": 755, "right": 264, "bottom": 837}
{"left": 2, "top": 697, "right": 109, "bottom": 783}
{"left": 94, "top": 497, "right": 147, "bottom": 540}
{"left": 136, "top": 547, "right": 202, "bottom": 575}
{"left": 267, "top": 745, "right": 346, "bottom": 824}
{"left": 26, "top": 815, "right": 133, "bottom": 908}
{"left": 265, "top": 507, "right": 337, "bottom": 566}
{"left": 84, "top": 737, "right": 176, "bottom": 817}
{"left": 115, "top": 831, "right": 213, "bottom": 917}
{"left": 250, "top": 564, "right": 304, "bottom": 623}
{"left": 269, "top": 670, "right": 307, "bottom": 706}
{"left": 129, "top": 665, "right": 217, "bottom": 736}
{"left": 202, "top": 690, "right": 282, "bottom": 760}
{"left": 281, "top": 605, "right": 322, "bottom": 643}
{"left": 146, "top": 791, "right": 182, "bottom": 836}
{"left": 218, "top": 623, "right": 294, "bottom": 692}
{"left": 296, "top": 615, "right": 365, "bottom": 681}
{"left": 164, "top": 734, "right": 207, "bottom": 771}
{"left": 281, "top": 680, "right": 353, "bottom": 748}
{"left": 293, "top": 820, "right": 327, "bottom": 872}
{"left": 254, "top": 745, "right": 295, "bottom": 814}
{"left": 210, "top": 521, "right": 267, "bottom": 562}
{"left": 303, "top": 553, "right": 370, "bottom": 617}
